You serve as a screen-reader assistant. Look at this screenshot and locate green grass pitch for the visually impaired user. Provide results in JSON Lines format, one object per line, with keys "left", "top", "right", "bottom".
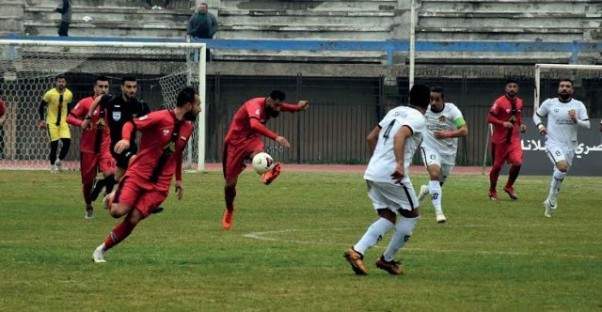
{"left": 1, "top": 170, "right": 601, "bottom": 311}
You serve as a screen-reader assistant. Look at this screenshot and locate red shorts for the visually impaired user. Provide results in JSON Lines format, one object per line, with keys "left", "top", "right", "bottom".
{"left": 80, "top": 152, "right": 115, "bottom": 184}
{"left": 222, "top": 138, "right": 264, "bottom": 182}
{"left": 113, "top": 177, "right": 167, "bottom": 218}
{"left": 492, "top": 142, "right": 523, "bottom": 167}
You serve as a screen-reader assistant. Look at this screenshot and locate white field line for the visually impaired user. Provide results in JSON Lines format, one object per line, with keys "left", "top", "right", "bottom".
{"left": 243, "top": 228, "right": 601, "bottom": 260}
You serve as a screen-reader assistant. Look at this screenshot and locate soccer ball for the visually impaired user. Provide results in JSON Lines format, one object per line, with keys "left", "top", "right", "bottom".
{"left": 252, "top": 152, "right": 275, "bottom": 174}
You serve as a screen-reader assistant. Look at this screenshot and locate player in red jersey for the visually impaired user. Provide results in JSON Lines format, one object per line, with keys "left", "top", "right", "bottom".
{"left": 67, "top": 76, "right": 116, "bottom": 219}
{"left": 221, "top": 90, "right": 309, "bottom": 230}
{"left": 0, "top": 93, "right": 6, "bottom": 127}
{"left": 487, "top": 79, "right": 527, "bottom": 200}
{"left": 91, "top": 87, "right": 200, "bottom": 263}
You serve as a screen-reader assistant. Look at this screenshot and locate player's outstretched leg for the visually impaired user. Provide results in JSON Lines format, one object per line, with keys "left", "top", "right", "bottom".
{"left": 92, "top": 208, "right": 142, "bottom": 263}
{"left": 261, "top": 163, "right": 282, "bottom": 185}
{"left": 345, "top": 210, "right": 395, "bottom": 275}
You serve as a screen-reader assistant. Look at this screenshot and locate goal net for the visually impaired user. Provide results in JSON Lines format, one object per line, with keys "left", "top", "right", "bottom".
{"left": 0, "top": 39, "right": 206, "bottom": 171}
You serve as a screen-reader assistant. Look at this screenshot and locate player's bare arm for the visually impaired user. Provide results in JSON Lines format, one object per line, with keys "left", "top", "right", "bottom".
{"left": 434, "top": 124, "right": 468, "bottom": 139}
{"left": 81, "top": 94, "right": 105, "bottom": 129}
{"left": 391, "top": 126, "right": 412, "bottom": 183}
{"left": 175, "top": 180, "right": 184, "bottom": 200}
{"left": 366, "top": 125, "right": 380, "bottom": 154}
{"left": 37, "top": 100, "right": 47, "bottom": 128}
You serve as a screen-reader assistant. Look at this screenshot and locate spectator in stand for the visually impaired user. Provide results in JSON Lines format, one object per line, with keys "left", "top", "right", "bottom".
{"left": 187, "top": 2, "right": 218, "bottom": 60}
{"left": 55, "top": 0, "right": 72, "bottom": 36}
{"left": 0, "top": 92, "right": 6, "bottom": 159}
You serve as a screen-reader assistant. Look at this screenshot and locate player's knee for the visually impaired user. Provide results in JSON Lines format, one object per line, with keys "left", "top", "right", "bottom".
{"left": 377, "top": 209, "right": 396, "bottom": 224}
{"left": 399, "top": 208, "right": 419, "bottom": 219}
{"left": 557, "top": 163, "right": 569, "bottom": 172}
{"left": 426, "top": 165, "right": 441, "bottom": 180}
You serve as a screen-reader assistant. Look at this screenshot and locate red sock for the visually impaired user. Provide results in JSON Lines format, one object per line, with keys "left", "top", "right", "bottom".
{"left": 489, "top": 166, "right": 501, "bottom": 191}
{"left": 506, "top": 165, "right": 521, "bottom": 188}
{"left": 83, "top": 181, "right": 93, "bottom": 205}
{"left": 225, "top": 185, "right": 236, "bottom": 211}
{"left": 103, "top": 221, "right": 136, "bottom": 251}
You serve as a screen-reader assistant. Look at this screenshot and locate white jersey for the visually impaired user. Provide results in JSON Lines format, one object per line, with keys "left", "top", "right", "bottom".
{"left": 422, "top": 103, "right": 465, "bottom": 156}
{"left": 364, "top": 106, "right": 426, "bottom": 184}
{"left": 536, "top": 98, "right": 589, "bottom": 148}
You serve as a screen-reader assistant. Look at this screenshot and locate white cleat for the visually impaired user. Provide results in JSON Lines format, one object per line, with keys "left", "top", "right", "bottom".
{"left": 418, "top": 185, "right": 429, "bottom": 201}
{"left": 54, "top": 159, "right": 62, "bottom": 172}
{"left": 50, "top": 164, "right": 58, "bottom": 173}
{"left": 543, "top": 199, "right": 556, "bottom": 218}
{"left": 436, "top": 213, "right": 447, "bottom": 224}
{"left": 84, "top": 208, "right": 95, "bottom": 220}
{"left": 92, "top": 244, "right": 106, "bottom": 263}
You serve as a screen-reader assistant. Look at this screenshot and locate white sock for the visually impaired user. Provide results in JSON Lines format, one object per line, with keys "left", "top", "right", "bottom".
{"left": 429, "top": 180, "right": 443, "bottom": 215}
{"left": 353, "top": 217, "right": 394, "bottom": 255}
{"left": 383, "top": 217, "right": 418, "bottom": 262}
{"left": 548, "top": 169, "right": 566, "bottom": 204}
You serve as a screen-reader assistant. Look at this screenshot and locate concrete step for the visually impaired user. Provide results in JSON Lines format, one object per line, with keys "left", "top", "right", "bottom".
{"left": 219, "top": 9, "right": 394, "bottom": 17}
{"left": 219, "top": 16, "right": 395, "bottom": 28}
{"left": 219, "top": 24, "right": 391, "bottom": 33}
{"left": 23, "top": 21, "right": 186, "bottom": 37}
{"left": 217, "top": 30, "right": 389, "bottom": 41}
{"left": 418, "top": 17, "right": 601, "bottom": 29}
{"left": 419, "top": 11, "right": 602, "bottom": 19}
{"left": 23, "top": 0, "right": 193, "bottom": 9}
{"left": 214, "top": 50, "right": 385, "bottom": 64}
{"left": 0, "top": 16, "right": 24, "bottom": 32}
{"left": 420, "top": 1, "right": 601, "bottom": 14}
{"left": 416, "top": 31, "right": 585, "bottom": 41}
{"left": 25, "top": 7, "right": 191, "bottom": 24}
{"left": 220, "top": 0, "right": 398, "bottom": 12}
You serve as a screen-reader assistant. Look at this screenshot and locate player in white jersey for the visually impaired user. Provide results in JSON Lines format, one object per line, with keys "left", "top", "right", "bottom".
{"left": 533, "top": 79, "right": 590, "bottom": 217}
{"left": 417, "top": 87, "right": 468, "bottom": 223}
{"left": 344, "top": 84, "right": 431, "bottom": 276}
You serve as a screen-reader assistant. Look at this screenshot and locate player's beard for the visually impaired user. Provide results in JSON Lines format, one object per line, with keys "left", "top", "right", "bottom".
{"left": 184, "top": 111, "right": 197, "bottom": 122}
{"left": 265, "top": 106, "right": 280, "bottom": 118}
{"left": 558, "top": 92, "right": 571, "bottom": 101}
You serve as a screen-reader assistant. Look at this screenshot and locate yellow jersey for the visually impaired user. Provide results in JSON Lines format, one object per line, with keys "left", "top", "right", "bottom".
{"left": 42, "top": 88, "right": 73, "bottom": 126}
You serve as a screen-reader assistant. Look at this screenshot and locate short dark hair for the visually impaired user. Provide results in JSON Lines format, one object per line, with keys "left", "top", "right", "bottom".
{"left": 559, "top": 78, "right": 574, "bottom": 86}
{"left": 56, "top": 74, "right": 66, "bottom": 81}
{"left": 505, "top": 78, "right": 519, "bottom": 86}
{"left": 269, "top": 90, "right": 286, "bottom": 101}
{"left": 95, "top": 76, "right": 109, "bottom": 83}
{"left": 430, "top": 86, "right": 445, "bottom": 99}
{"left": 176, "top": 86, "right": 197, "bottom": 107}
{"left": 122, "top": 76, "right": 137, "bottom": 85}
{"left": 409, "top": 84, "right": 431, "bottom": 109}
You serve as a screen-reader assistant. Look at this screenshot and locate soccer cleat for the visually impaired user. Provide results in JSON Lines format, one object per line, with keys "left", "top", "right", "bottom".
{"left": 84, "top": 206, "right": 95, "bottom": 220}
{"left": 343, "top": 247, "right": 368, "bottom": 275}
{"left": 543, "top": 199, "right": 557, "bottom": 218}
{"left": 375, "top": 255, "right": 403, "bottom": 275}
{"left": 261, "top": 163, "right": 282, "bottom": 185}
{"left": 50, "top": 164, "right": 58, "bottom": 173}
{"left": 436, "top": 213, "right": 447, "bottom": 224}
{"left": 222, "top": 209, "right": 234, "bottom": 230}
{"left": 504, "top": 186, "right": 518, "bottom": 200}
{"left": 54, "top": 159, "right": 62, "bottom": 172}
{"left": 417, "top": 185, "right": 429, "bottom": 201}
{"left": 92, "top": 244, "right": 106, "bottom": 263}
{"left": 488, "top": 190, "right": 498, "bottom": 201}
{"left": 151, "top": 206, "right": 164, "bottom": 214}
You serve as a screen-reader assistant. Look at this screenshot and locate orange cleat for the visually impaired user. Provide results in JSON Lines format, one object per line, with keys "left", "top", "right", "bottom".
{"left": 344, "top": 247, "right": 368, "bottom": 275}
{"left": 261, "top": 163, "right": 282, "bottom": 185}
{"left": 503, "top": 186, "right": 518, "bottom": 200}
{"left": 222, "top": 209, "right": 234, "bottom": 230}
{"left": 488, "top": 189, "right": 498, "bottom": 201}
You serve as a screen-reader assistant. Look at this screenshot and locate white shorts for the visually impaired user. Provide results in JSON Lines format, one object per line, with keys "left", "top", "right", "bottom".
{"left": 366, "top": 179, "right": 419, "bottom": 213}
{"left": 420, "top": 147, "right": 455, "bottom": 182}
{"left": 545, "top": 143, "right": 575, "bottom": 167}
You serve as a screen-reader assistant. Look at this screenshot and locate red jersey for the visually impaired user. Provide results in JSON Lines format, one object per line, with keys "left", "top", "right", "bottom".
{"left": 488, "top": 95, "right": 524, "bottom": 144}
{"left": 67, "top": 96, "right": 111, "bottom": 154}
{"left": 224, "top": 97, "right": 302, "bottom": 145}
{"left": 0, "top": 98, "right": 5, "bottom": 118}
{"left": 124, "top": 110, "right": 194, "bottom": 192}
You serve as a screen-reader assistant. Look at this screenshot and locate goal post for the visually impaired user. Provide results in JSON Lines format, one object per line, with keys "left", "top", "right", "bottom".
{"left": 534, "top": 63, "right": 602, "bottom": 112}
{"left": 0, "top": 39, "right": 207, "bottom": 171}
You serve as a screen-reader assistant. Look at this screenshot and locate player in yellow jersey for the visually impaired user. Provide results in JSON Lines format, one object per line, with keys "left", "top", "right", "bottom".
{"left": 37, "top": 75, "right": 73, "bottom": 172}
